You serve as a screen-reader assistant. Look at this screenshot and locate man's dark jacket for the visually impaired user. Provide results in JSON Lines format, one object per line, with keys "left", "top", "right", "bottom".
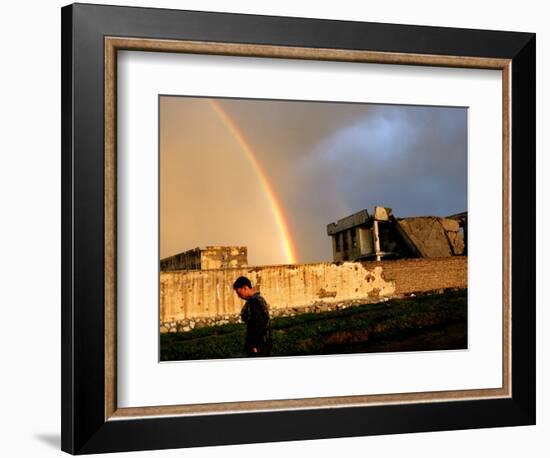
{"left": 240, "top": 292, "right": 272, "bottom": 356}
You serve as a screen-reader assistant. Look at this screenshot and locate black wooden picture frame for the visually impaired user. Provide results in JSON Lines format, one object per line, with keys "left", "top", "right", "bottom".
{"left": 61, "top": 3, "right": 535, "bottom": 454}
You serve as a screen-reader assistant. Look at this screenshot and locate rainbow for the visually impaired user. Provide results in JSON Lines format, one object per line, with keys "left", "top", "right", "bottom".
{"left": 208, "top": 99, "right": 297, "bottom": 264}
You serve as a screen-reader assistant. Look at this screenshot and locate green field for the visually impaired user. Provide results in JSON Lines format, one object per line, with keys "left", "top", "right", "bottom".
{"left": 160, "top": 289, "right": 467, "bottom": 361}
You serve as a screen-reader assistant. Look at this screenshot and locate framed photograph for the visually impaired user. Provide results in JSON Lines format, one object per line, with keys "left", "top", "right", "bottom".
{"left": 61, "top": 3, "right": 535, "bottom": 454}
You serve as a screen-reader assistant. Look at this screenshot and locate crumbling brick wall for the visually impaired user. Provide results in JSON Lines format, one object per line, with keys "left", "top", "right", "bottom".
{"left": 379, "top": 257, "right": 467, "bottom": 294}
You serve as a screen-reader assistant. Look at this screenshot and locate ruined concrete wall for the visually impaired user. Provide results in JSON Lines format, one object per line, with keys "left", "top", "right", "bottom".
{"left": 161, "top": 246, "right": 248, "bottom": 271}
{"left": 397, "top": 217, "right": 465, "bottom": 257}
{"left": 160, "top": 248, "right": 201, "bottom": 271}
{"left": 200, "top": 246, "right": 248, "bottom": 270}
{"left": 358, "top": 227, "right": 374, "bottom": 257}
{"left": 160, "top": 257, "right": 467, "bottom": 329}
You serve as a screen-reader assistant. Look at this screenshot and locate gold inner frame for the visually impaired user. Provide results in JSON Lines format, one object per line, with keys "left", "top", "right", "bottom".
{"left": 104, "top": 37, "right": 512, "bottom": 421}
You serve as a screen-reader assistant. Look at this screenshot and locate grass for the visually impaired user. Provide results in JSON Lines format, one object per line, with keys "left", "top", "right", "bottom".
{"left": 160, "top": 289, "right": 467, "bottom": 361}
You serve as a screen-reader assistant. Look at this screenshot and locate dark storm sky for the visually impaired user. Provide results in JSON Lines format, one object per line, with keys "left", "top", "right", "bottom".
{"left": 160, "top": 96, "right": 467, "bottom": 265}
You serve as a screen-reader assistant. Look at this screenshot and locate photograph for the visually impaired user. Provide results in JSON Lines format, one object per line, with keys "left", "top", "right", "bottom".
{"left": 159, "top": 95, "right": 469, "bottom": 361}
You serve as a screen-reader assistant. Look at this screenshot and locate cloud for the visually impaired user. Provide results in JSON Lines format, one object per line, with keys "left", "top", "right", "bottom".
{"left": 296, "top": 104, "right": 467, "bottom": 217}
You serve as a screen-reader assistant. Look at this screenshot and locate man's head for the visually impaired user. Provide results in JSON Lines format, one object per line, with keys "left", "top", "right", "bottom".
{"left": 233, "top": 276, "right": 254, "bottom": 300}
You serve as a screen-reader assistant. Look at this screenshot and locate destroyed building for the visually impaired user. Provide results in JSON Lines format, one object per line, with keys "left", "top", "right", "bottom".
{"left": 160, "top": 246, "right": 248, "bottom": 271}
{"left": 326, "top": 206, "right": 467, "bottom": 262}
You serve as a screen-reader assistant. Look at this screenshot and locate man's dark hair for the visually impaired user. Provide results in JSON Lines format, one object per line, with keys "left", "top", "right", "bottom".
{"left": 233, "top": 276, "right": 252, "bottom": 289}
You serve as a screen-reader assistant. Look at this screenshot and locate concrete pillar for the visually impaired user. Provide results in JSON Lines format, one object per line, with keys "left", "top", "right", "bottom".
{"left": 373, "top": 220, "right": 381, "bottom": 261}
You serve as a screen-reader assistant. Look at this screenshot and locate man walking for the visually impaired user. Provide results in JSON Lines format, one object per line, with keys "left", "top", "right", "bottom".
{"left": 233, "top": 276, "right": 272, "bottom": 357}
